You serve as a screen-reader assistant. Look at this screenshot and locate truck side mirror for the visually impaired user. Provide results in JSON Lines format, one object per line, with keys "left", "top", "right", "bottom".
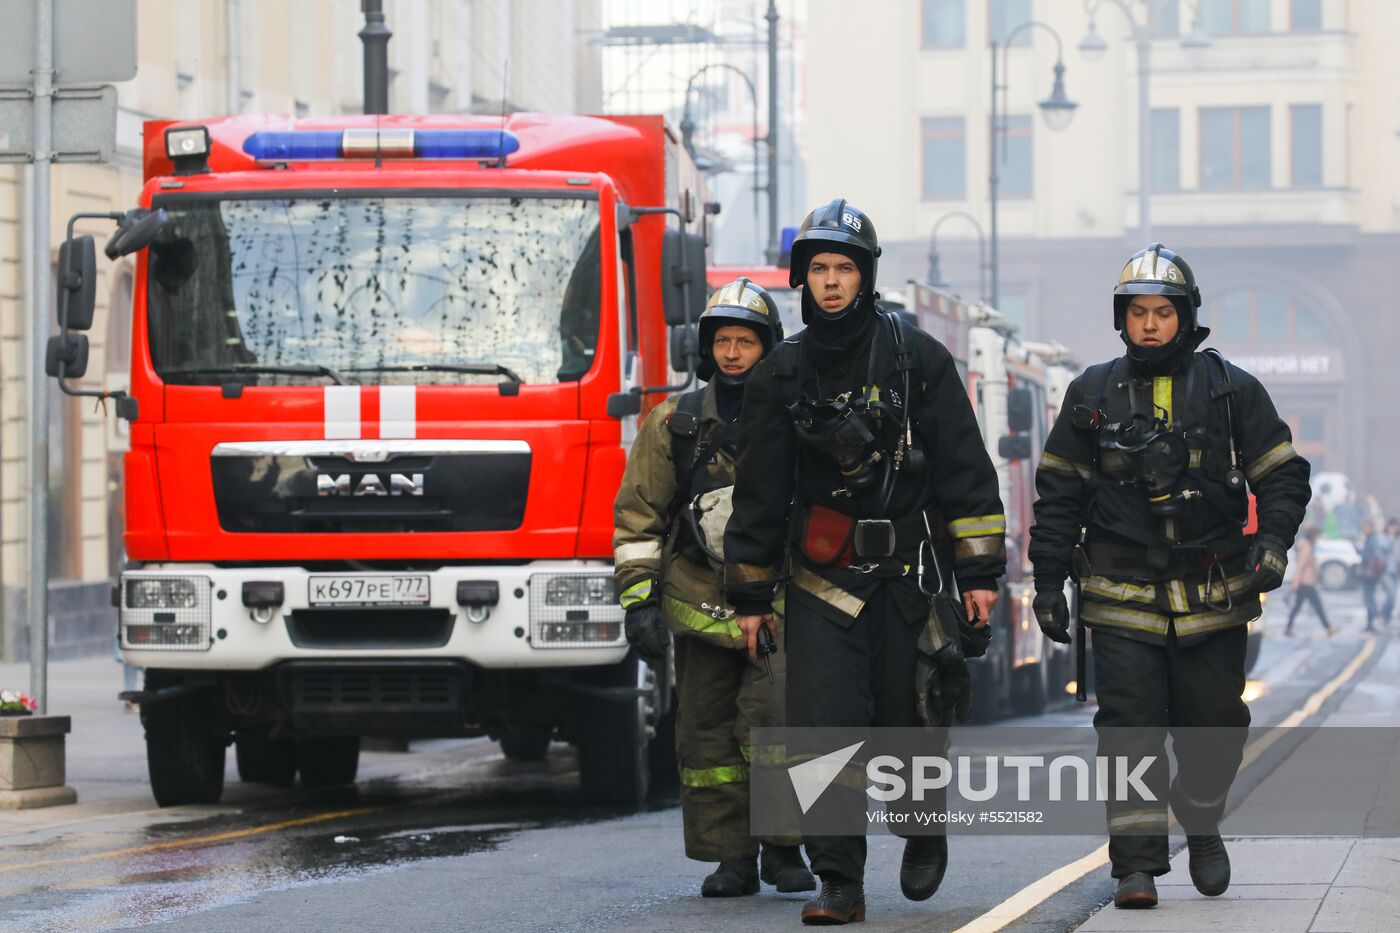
{"left": 669, "top": 323, "right": 699, "bottom": 373}
{"left": 1007, "top": 386, "right": 1034, "bottom": 433}
{"left": 104, "top": 208, "right": 168, "bottom": 260}
{"left": 606, "top": 391, "right": 643, "bottom": 418}
{"left": 57, "top": 236, "right": 97, "bottom": 331}
{"left": 998, "top": 434, "right": 1032, "bottom": 462}
{"left": 46, "top": 333, "right": 90, "bottom": 379}
{"left": 661, "top": 229, "right": 707, "bottom": 327}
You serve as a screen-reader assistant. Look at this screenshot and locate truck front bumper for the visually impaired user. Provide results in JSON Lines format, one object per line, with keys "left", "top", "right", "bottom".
{"left": 118, "top": 561, "right": 628, "bottom": 671}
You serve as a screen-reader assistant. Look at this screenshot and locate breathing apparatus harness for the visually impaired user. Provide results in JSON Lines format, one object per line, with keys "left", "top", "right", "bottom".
{"left": 1068, "top": 349, "right": 1249, "bottom": 607}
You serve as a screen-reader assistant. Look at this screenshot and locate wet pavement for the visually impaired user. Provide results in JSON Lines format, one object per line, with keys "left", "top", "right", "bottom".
{"left": 0, "top": 588, "right": 1390, "bottom": 932}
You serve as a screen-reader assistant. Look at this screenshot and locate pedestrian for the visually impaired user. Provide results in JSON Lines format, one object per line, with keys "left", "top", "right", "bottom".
{"left": 613, "top": 278, "right": 814, "bottom": 898}
{"left": 1382, "top": 518, "right": 1400, "bottom": 625}
{"left": 1285, "top": 528, "right": 1333, "bottom": 637}
{"left": 725, "top": 199, "right": 1006, "bottom": 924}
{"left": 1028, "top": 244, "right": 1311, "bottom": 909}
{"left": 1357, "top": 519, "right": 1391, "bottom": 631}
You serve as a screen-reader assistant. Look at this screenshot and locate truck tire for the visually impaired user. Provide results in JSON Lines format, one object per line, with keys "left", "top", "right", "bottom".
{"left": 235, "top": 729, "right": 298, "bottom": 787}
{"left": 577, "top": 655, "right": 650, "bottom": 807}
{"left": 142, "top": 691, "right": 226, "bottom": 807}
{"left": 1010, "top": 661, "right": 1048, "bottom": 717}
{"left": 498, "top": 723, "right": 552, "bottom": 762}
{"left": 298, "top": 736, "right": 361, "bottom": 788}
{"left": 1319, "top": 561, "right": 1350, "bottom": 591}
{"left": 647, "top": 694, "right": 679, "bottom": 794}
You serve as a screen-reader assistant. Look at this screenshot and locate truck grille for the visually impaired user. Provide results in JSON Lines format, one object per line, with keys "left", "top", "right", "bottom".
{"left": 286, "top": 608, "right": 455, "bottom": 649}
{"left": 287, "top": 667, "right": 462, "bottom": 714}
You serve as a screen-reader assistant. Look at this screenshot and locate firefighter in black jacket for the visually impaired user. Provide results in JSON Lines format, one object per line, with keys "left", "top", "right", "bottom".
{"left": 1029, "top": 244, "right": 1310, "bottom": 909}
{"left": 725, "top": 199, "right": 1006, "bottom": 925}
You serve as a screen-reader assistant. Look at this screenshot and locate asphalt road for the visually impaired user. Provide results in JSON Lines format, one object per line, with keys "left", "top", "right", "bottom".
{"left": 0, "top": 588, "right": 1385, "bottom": 933}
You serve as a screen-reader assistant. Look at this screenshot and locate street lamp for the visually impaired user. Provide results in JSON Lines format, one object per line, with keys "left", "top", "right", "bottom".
{"left": 989, "top": 20, "right": 1077, "bottom": 310}
{"left": 1077, "top": 1, "right": 1211, "bottom": 243}
{"left": 927, "top": 211, "right": 988, "bottom": 304}
{"left": 679, "top": 64, "right": 766, "bottom": 259}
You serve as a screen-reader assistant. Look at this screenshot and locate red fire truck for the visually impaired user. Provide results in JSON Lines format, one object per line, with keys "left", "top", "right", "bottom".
{"left": 908, "top": 281, "right": 1079, "bottom": 718}
{"left": 46, "top": 114, "right": 710, "bottom": 807}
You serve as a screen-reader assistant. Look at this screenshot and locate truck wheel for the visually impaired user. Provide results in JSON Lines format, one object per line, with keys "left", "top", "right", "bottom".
{"left": 1319, "top": 561, "right": 1350, "bottom": 591}
{"left": 235, "top": 729, "right": 297, "bottom": 787}
{"left": 498, "top": 723, "right": 552, "bottom": 761}
{"left": 142, "top": 691, "right": 226, "bottom": 807}
{"left": 577, "top": 655, "right": 650, "bottom": 807}
{"left": 298, "top": 736, "right": 361, "bottom": 788}
{"left": 1010, "top": 662, "right": 1048, "bottom": 717}
{"left": 647, "top": 690, "right": 679, "bottom": 794}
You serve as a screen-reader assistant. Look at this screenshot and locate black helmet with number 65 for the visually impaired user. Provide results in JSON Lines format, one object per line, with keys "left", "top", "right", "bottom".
{"left": 789, "top": 198, "right": 881, "bottom": 323}
{"left": 696, "top": 277, "right": 784, "bottom": 384}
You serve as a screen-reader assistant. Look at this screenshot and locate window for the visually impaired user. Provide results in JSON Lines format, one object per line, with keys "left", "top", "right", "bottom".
{"left": 1199, "top": 0, "right": 1271, "bottom": 34}
{"left": 922, "top": 0, "right": 964, "bottom": 47}
{"left": 1208, "top": 290, "right": 1330, "bottom": 344}
{"left": 989, "top": 0, "right": 1032, "bottom": 47}
{"left": 1290, "top": 104, "right": 1322, "bottom": 188}
{"left": 1200, "top": 106, "right": 1271, "bottom": 190}
{"left": 1150, "top": 1, "right": 1180, "bottom": 36}
{"left": 1290, "top": 0, "right": 1322, "bottom": 31}
{"left": 922, "top": 117, "right": 966, "bottom": 199}
{"left": 1297, "top": 412, "right": 1325, "bottom": 444}
{"left": 1151, "top": 108, "right": 1180, "bottom": 191}
{"left": 999, "top": 115, "right": 1033, "bottom": 197}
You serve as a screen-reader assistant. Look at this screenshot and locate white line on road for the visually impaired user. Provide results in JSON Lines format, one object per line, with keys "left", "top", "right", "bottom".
{"left": 950, "top": 634, "right": 1381, "bottom": 933}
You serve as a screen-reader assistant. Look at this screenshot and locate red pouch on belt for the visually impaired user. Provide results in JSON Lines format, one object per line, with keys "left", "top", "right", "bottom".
{"left": 799, "top": 505, "right": 857, "bottom": 567}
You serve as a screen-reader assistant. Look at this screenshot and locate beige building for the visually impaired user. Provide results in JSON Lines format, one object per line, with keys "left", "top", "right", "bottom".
{"left": 0, "top": 0, "right": 602, "bottom": 660}
{"left": 802, "top": 0, "right": 1400, "bottom": 511}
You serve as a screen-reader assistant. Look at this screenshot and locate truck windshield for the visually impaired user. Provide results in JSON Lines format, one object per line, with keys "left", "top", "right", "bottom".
{"left": 147, "top": 195, "right": 602, "bottom": 386}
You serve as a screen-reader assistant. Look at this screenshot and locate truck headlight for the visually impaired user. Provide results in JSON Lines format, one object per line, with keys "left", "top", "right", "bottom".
{"left": 530, "top": 572, "right": 625, "bottom": 648}
{"left": 121, "top": 575, "right": 212, "bottom": 651}
{"left": 126, "top": 578, "right": 200, "bottom": 609}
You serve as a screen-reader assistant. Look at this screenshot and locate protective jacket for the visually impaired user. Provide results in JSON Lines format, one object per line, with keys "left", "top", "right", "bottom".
{"left": 724, "top": 308, "right": 1006, "bottom": 622}
{"left": 1029, "top": 350, "right": 1311, "bottom": 644}
{"left": 614, "top": 383, "right": 770, "bottom": 649}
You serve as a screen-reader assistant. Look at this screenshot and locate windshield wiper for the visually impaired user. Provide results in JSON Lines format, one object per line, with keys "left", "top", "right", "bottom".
{"left": 345, "top": 363, "right": 525, "bottom": 384}
{"left": 162, "top": 364, "right": 348, "bottom": 385}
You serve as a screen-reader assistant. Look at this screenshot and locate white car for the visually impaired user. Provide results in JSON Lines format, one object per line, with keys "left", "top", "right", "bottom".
{"left": 1285, "top": 538, "right": 1361, "bottom": 591}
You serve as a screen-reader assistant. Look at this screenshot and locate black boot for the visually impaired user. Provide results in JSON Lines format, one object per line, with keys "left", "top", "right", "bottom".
{"left": 1113, "top": 872, "right": 1158, "bottom": 909}
{"left": 899, "top": 835, "right": 948, "bottom": 901}
{"left": 1187, "top": 834, "right": 1231, "bottom": 896}
{"left": 761, "top": 843, "right": 816, "bottom": 892}
{"left": 701, "top": 858, "right": 759, "bottom": 897}
{"left": 801, "top": 875, "right": 866, "bottom": 925}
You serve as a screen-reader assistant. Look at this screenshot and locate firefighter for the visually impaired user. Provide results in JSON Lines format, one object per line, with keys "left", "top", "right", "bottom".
{"left": 613, "top": 278, "right": 814, "bottom": 898}
{"left": 725, "top": 199, "right": 1005, "bottom": 925}
{"left": 1028, "top": 244, "right": 1311, "bottom": 909}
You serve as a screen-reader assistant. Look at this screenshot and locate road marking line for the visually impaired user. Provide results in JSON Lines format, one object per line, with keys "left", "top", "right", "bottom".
{"left": 951, "top": 634, "right": 1379, "bottom": 933}
{"left": 0, "top": 805, "right": 382, "bottom": 875}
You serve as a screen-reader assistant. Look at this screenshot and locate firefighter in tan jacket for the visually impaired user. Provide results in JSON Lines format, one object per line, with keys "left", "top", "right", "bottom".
{"left": 613, "top": 278, "right": 813, "bottom": 898}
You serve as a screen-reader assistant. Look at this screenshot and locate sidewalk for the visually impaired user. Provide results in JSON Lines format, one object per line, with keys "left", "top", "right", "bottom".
{"left": 1075, "top": 628, "right": 1399, "bottom": 933}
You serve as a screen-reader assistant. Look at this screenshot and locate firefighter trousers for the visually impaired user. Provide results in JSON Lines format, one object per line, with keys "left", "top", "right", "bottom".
{"left": 785, "top": 583, "right": 946, "bottom": 882}
{"left": 673, "top": 631, "right": 791, "bottom": 861}
{"left": 1092, "top": 624, "right": 1250, "bottom": 877}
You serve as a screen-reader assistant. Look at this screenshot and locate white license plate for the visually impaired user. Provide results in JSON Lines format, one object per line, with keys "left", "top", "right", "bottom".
{"left": 308, "top": 574, "right": 431, "bottom": 607}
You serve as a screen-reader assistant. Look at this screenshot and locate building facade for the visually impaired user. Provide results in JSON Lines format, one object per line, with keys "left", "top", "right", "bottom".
{"left": 802, "top": 0, "right": 1400, "bottom": 512}
{"left": 0, "top": 0, "right": 603, "bottom": 660}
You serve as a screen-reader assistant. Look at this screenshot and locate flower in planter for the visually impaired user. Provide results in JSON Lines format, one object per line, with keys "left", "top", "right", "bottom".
{"left": 0, "top": 689, "right": 38, "bottom": 715}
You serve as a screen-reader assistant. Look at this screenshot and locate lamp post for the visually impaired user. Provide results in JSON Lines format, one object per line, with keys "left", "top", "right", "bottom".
{"left": 989, "top": 21, "right": 1077, "bottom": 311}
{"left": 680, "top": 63, "right": 766, "bottom": 257}
{"left": 927, "top": 210, "right": 989, "bottom": 304}
{"left": 1078, "top": 1, "right": 1210, "bottom": 244}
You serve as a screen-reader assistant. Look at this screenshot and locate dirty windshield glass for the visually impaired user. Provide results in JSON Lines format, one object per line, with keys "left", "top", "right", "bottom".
{"left": 147, "top": 196, "right": 602, "bottom": 386}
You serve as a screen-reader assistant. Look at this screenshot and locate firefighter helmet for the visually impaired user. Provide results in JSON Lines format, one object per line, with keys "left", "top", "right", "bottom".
{"left": 1113, "top": 243, "right": 1202, "bottom": 332}
{"left": 788, "top": 198, "right": 881, "bottom": 290}
{"left": 696, "top": 277, "right": 784, "bottom": 382}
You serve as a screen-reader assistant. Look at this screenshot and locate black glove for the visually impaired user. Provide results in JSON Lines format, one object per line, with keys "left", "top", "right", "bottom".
{"left": 915, "top": 622, "right": 972, "bottom": 728}
{"left": 1245, "top": 534, "right": 1288, "bottom": 594}
{"left": 1032, "top": 588, "right": 1072, "bottom": 645}
{"left": 624, "top": 604, "right": 670, "bottom": 665}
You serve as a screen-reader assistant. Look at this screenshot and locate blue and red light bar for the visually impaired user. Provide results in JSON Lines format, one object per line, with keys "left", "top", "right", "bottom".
{"left": 242, "top": 128, "right": 521, "bottom": 162}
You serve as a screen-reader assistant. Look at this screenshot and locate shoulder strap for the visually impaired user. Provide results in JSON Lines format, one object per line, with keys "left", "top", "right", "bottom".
{"left": 1201, "top": 348, "right": 1243, "bottom": 465}
{"left": 667, "top": 389, "right": 705, "bottom": 496}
